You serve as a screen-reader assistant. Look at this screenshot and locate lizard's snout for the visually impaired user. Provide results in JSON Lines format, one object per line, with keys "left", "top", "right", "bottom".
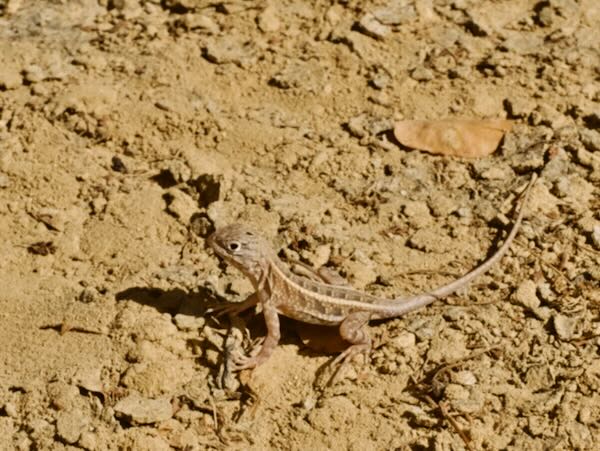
{"left": 206, "top": 232, "right": 218, "bottom": 253}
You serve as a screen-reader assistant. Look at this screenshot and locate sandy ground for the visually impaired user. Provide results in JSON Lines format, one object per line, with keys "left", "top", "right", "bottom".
{"left": 1, "top": 0, "right": 599, "bottom": 449}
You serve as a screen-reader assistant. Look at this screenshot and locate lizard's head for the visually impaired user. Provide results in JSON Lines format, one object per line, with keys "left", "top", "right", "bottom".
{"left": 207, "top": 224, "right": 273, "bottom": 285}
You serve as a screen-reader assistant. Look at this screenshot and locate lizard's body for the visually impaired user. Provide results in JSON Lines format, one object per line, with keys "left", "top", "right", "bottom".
{"left": 208, "top": 175, "right": 536, "bottom": 370}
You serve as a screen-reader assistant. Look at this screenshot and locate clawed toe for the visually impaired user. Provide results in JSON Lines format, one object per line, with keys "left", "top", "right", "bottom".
{"left": 230, "top": 353, "right": 260, "bottom": 371}
{"left": 249, "top": 336, "right": 265, "bottom": 352}
{"left": 319, "top": 344, "right": 371, "bottom": 387}
{"left": 208, "top": 303, "right": 245, "bottom": 318}
{"left": 227, "top": 338, "right": 266, "bottom": 371}
{"left": 330, "top": 344, "right": 370, "bottom": 368}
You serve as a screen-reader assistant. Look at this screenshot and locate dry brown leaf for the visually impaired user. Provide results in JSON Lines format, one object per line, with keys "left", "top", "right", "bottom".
{"left": 393, "top": 119, "right": 513, "bottom": 158}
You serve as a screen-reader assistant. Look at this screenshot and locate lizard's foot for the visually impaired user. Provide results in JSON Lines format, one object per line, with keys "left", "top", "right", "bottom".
{"left": 226, "top": 336, "right": 266, "bottom": 371}
{"left": 207, "top": 293, "right": 259, "bottom": 318}
{"left": 207, "top": 302, "right": 250, "bottom": 318}
{"left": 331, "top": 343, "right": 371, "bottom": 368}
{"left": 335, "top": 312, "right": 372, "bottom": 368}
{"left": 249, "top": 336, "right": 265, "bottom": 352}
{"left": 321, "top": 343, "right": 371, "bottom": 387}
{"left": 320, "top": 312, "right": 372, "bottom": 386}
{"left": 224, "top": 302, "right": 281, "bottom": 372}
{"left": 230, "top": 352, "right": 268, "bottom": 371}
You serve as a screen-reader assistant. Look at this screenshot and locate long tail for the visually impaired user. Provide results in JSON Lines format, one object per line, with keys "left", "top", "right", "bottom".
{"left": 378, "top": 173, "right": 537, "bottom": 319}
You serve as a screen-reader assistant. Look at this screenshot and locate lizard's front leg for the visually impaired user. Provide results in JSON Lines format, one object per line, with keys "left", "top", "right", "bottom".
{"left": 231, "top": 301, "right": 281, "bottom": 370}
{"left": 208, "top": 292, "right": 259, "bottom": 317}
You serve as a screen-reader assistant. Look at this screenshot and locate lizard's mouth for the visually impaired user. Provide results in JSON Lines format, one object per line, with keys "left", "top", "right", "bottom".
{"left": 206, "top": 232, "right": 215, "bottom": 248}
{"left": 206, "top": 233, "right": 223, "bottom": 257}
{"left": 206, "top": 233, "right": 236, "bottom": 266}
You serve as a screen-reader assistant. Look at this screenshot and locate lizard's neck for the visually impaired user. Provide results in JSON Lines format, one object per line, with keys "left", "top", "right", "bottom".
{"left": 242, "top": 254, "right": 281, "bottom": 291}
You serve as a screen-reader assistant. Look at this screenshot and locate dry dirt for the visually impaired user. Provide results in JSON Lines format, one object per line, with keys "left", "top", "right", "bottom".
{"left": 1, "top": 0, "right": 599, "bottom": 450}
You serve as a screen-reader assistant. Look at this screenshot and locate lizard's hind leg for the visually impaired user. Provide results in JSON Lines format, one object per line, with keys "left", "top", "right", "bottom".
{"left": 289, "top": 261, "right": 351, "bottom": 287}
{"left": 328, "top": 311, "right": 372, "bottom": 378}
{"left": 316, "top": 267, "right": 351, "bottom": 287}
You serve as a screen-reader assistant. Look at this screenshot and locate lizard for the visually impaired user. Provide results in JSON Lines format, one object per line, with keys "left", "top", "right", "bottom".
{"left": 207, "top": 174, "right": 536, "bottom": 371}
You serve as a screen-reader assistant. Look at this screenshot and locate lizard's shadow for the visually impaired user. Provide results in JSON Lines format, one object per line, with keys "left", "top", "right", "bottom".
{"left": 115, "top": 285, "right": 304, "bottom": 350}
{"left": 115, "top": 286, "right": 351, "bottom": 381}
{"left": 115, "top": 286, "right": 303, "bottom": 343}
{"left": 115, "top": 286, "right": 215, "bottom": 316}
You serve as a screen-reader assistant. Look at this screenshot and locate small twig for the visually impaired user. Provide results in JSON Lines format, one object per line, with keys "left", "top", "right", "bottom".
{"left": 540, "top": 260, "right": 572, "bottom": 284}
{"left": 208, "top": 395, "right": 218, "bottom": 430}
{"left": 429, "top": 345, "right": 501, "bottom": 386}
{"left": 518, "top": 241, "right": 572, "bottom": 285}
{"left": 398, "top": 269, "right": 461, "bottom": 278}
{"left": 439, "top": 401, "right": 474, "bottom": 451}
{"left": 422, "top": 394, "right": 438, "bottom": 410}
{"left": 567, "top": 237, "right": 600, "bottom": 256}
{"left": 569, "top": 334, "right": 600, "bottom": 346}
{"left": 39, "top": 323, "right": 104, "bottom": 335}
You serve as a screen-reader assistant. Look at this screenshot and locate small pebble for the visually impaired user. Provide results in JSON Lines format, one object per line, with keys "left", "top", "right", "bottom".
{"left": 4, "top": 402, "right": 18, "bottom": 417}
{"left": 202, "top": 37, "right": 255, "bottom": 66}
{"left": 533, "top": 306, "right": 552, "bottom": 321}
{"left": 73, "top": 367, "right": 104, "bottom": 394}
{"left": 394, "top": 331, "right": 416, "bottom": 348}
{"left": 0, "top": 173, "right": 10, "bottom": 188}
{"left": 505, "top": 96, "right": 536, "bottom": 118}
{"left": 79, "top": 287, "right": 100, "bottom": 303}
{"left": 347, "top": 115, "right": 367, "bottom": 138}
{"left": 525, "top": 364, "right": 554, "bottom": 391}
{"left": 591, "top": 225, "right": 600, "bottom": 250}
{"left": 411, "top": 66, "right": 434, "bottom": 81}
{"left": 428, "top": 193, "right": 458, "bottom": 217}
{"left": 0, "top": 66, "right": 22, "bottom": 89}
{"left": 536, "top": 282, "right": 555, "bottom": 303}
{"left": 190, "top": 213, "right": 213, "bottom": 237}
{"left": 31, "top": 83, "right": 49, "bottom": 96}
{"left": 358, "top": 13, "right": 390, "bottom": 40}
{"left": 580, "top": 129, "right": 600, "bottom": 152}
{"left": 444, "top": 383, "right": 470, "bottom": 400}
{"left": 451, "top": 370, "right": 477, "bottom": 386}
{"left": 185, "top": 14, "right": 219, "bottom": 33}
{"left": 165, "top": 190, "right": 197, "bottom": 224}
{"left": 456, "top": 206, "right": 471, "bottom": 218}
{"left": 173, "top": 313, "right": 205, "bottom": 331}
{"left": 578, "top": 406, "right": 593, "bottom": 425}
{"left": 78, "top": 432, "right": 97, "bottom": 451}
{"left": 372, "top": 1, "right": 416, "bottom": 25}
{"left": 48, "top": 382, "right": 80, "bottom": 410}
{"left": 370, "top": 72, "right": 391, "bottom": 90}
{"left": 480, "top": 166, "right": 512, "bottom": 180}
{"left": 113, "top": 395, "right": 173, "bottom": 425}
{"left": 513, "top": 280, "right": 540, "bottom": 310}
{"left": 368, "top": 91, "right": 391, "bottom": 106}
{"left": 23, "top": 65, "right": 46, "bottom": 83}
{"left": 451, "top": 392, "right": 484, "bottom": 414}
{"left": 553, "top": 314, "right": 577, "bottom": 340}
{"left": 408, "top": 316, "right": 444, "bottom": 341}
{"left": 257, "top": 6, "right": 280, "bottom": 32}
{"left": 56, "top": 411, "right": 88, "bottom": 444}
{"left": 343, "top": 259, "right": 377, "bottom": 288}
{"left": 302, "top": 397, "right": 316, "bottom": 410}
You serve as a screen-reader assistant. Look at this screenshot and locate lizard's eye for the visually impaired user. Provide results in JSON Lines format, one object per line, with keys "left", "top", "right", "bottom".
{"left": 228, "top": 242, "right": 240, "bottom": 252}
